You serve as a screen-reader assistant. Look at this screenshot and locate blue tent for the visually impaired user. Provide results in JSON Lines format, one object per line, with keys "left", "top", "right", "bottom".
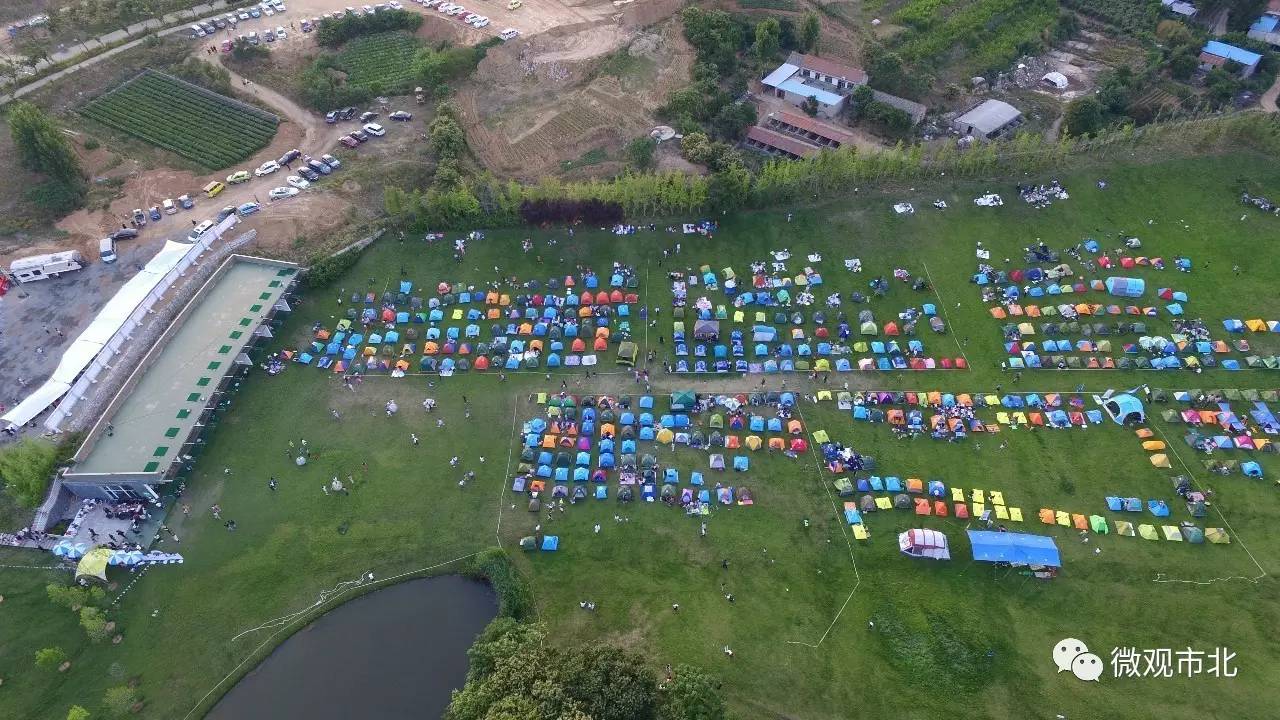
{"left": 1243, "top": 461, "right": 1263, "bottom": 478}
{"left": 967, "top": 530, "right": 1061, "bottom": 567}
{"left": 541, "top": 536, "right": 560, "bottom": 551}
{"left": 1102, "top": 394, "right": 1145, "bottom": 425}
{"left": 1105, "top": 277, "right": 1145, "bottom": 297}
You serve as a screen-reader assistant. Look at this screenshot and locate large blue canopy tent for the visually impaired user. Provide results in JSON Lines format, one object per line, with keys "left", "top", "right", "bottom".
{"left": 967, "top": 530, "right": 1061, "bottom": 567}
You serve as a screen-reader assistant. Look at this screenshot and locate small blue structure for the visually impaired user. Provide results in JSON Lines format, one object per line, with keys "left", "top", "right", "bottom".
{"left": 1104, "top": 277, "right": 1145, "bottom": 297}
{"left": 1101, "top": 393, "right": 1145, "bottom": 425}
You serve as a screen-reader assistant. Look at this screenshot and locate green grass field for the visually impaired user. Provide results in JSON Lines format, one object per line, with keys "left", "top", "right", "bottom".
{"left": 3, "top": 153, "right": 1280, "bottom": 719}
{"left": 80, "top": 71, "right": 279, "bottom": 171}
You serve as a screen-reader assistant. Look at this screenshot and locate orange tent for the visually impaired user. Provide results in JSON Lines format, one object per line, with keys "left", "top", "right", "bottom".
{"left": 571, "top": 338, "right": 587, "bottom": 352}
{"left": 768, "top": 437, "right": 785, "bottom": 450}
{"left": 599, "top": 423, "right": 615, "bottom": 437}
{"left": 1039, "top": 508, "right": 1055, "bottom": 524}
{"left": 906, "top": 478, "right": 924, "bottom": 493}
{"left": 1072, "top": 514, "right": 1088, "bottom": 531}
{"left": 725, "top": 435, "right": 741, "bottom": 449}
{"left": 487, "top": 308, "right": 500, "bottom": 319}
{"left": 595, "top": 327, "right": 610, "bottom": 339}
{"left": 486, "top": 291, "right": 499, "bottom": 304}
{"left": 913, "top": 498, "right": 932, "bottom": 515}
{"left": 593, "top": 337, "right": 608, "bottom": 351}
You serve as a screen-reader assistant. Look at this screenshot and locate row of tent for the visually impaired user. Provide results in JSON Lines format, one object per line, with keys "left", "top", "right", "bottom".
{"left": 676, "top": 339, "right": 929, "bottom": 357}
{"left": 671, "top": 356, "right": 968, "bottom": 373}
{"left": 992, "top": 302, "right": 1165, "bottom": 319}
{"left": 1004, "top": 354, "right": 1254, "bottom": 371}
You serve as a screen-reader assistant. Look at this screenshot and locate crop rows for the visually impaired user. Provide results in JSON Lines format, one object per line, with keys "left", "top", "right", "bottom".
{"left": 338, "top": 32, "right": 420, "bottom": 94}
{"left": 1063, "top": 0, "right": 1158, "bottom": 34}
{"left": 895, "top": 0, "right": 1051, "bottom": 66}
{"left": 892, "top": 0, "right": 958, "bottom": 31}
{"left": 81, "top": 72, "right": 278, "bottom": 170}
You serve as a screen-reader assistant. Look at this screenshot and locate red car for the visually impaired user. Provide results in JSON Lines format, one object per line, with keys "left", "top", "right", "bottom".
{"left": 340, "top": 135, "right": 360, "bottom": 148}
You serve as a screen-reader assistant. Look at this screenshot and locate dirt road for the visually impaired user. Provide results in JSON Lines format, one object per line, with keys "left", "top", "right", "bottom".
{"left": 1261, "top": 73, "right": 1280, "bottom": 113}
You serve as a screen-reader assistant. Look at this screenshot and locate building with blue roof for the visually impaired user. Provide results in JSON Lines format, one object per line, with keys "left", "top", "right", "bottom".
{"left": 1199, "top": 40, "right": 1263, "bottom": 77}
{"left": 761, "top": 52, "right": 867, "bottom": 119}
{"left": 1249, "top": 13, "right": 1280, "bottom": 47}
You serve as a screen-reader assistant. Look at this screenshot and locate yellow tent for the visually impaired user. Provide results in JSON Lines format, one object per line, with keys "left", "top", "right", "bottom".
{"left": 655, "top": 428, "right": 675, "bottom": 444}
{"left": 75, "top": 547, "right": 112, "bottom": 585}
{"left": 1055, "top": 510, "right": 1070, "bottom": 526}
{"left": 875, "top": 496, "right": 893, "bottom": 510}
{"left": 989, "top": 491, "right": 1005, "bottom": 505}
{"left": 1162, "top": 525, "right": 1183, "bottom": 541}
{"left": 1114, "top": 520, "right": 1135, "bottom": 537}
{"left": 1149, "top": 454, "right": 1171, "bottom": 468}
{"left": 1008, "top": 507, "right": 1023, "bottom": 522}
{"left": 1141, "top": 441, "right": 1166, "bottom": 451}
{"left": 1017, "top": 322, "right": 1036, "bottom": 336}
{"left": 1205, "top": 527, "right": 1230, "bottom": 544}
{"left": 852, "top": 524, "right": 869, "bottom": 540}
{"left": 745, "top": 435, "right": 763, "bottom": 451}
{"left": 1138, "top": 524, "right": 1159, "bottom": 540}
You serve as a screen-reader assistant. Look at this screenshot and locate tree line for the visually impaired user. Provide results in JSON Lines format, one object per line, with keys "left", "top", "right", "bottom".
{"left": 379, "top": 111, "right": 1280, "bottom": 231}
{"left": 7, "top": 102, "right": 88, "bottom": 216}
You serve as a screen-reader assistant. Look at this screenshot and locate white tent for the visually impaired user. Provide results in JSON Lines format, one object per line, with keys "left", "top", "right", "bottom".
{"left": 1041, "top": 72, "right": 1068, "bottom": 90}
{"left": 898, "top": 528, "right": 951, "bottom": 560}
{"left": 3, "top": 217, "right": 238, "bottom": 430}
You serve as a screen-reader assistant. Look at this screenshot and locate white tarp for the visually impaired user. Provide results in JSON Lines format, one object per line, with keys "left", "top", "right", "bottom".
{"left": 3, "top": 217, "right": 237, "bottom": 429}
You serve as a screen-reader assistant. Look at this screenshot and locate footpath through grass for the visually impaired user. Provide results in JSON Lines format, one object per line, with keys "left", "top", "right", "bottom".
{"left": 2, "top": 153, "right": 1280, "bottom": 719}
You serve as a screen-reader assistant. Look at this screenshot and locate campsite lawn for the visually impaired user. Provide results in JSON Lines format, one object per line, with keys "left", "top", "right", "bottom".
{"left": 3, "top": 153, "right": 1280, "bottom": 719}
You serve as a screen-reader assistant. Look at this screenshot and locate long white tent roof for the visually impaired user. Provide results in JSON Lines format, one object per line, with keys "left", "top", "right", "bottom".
{"left": 2, "top": 229, "right": 224, "bottom": 429}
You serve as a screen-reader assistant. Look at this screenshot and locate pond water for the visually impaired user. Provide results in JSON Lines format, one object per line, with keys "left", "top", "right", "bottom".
{"left": 208, "top": 575, "right": 497, "bottom": 720}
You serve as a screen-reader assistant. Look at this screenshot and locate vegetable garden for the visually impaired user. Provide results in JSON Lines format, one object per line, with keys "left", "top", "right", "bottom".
{"left": 892, "top": 0, "right": 1062, "bottom": 75}
{"left": 338, "top": 32, "right": 421, "bottom": 95}
{"left": 81, "top": 71, "right": 278, "bottom": 170}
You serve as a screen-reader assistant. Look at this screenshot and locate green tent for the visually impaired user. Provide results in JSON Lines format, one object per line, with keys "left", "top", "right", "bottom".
{"left": 671, "top": 390, "right": 696, "bottom": 411}
{"left": 1089, "top": 515, "right": 1109, "bottom": 534}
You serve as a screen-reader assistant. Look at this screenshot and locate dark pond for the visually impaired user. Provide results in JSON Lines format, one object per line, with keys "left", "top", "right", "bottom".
{"left": 208, "top": 575, "right": 497, "bottom": 720}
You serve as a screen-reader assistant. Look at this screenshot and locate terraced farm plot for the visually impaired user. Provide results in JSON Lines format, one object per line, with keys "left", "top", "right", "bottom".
{"left": 81, "top": 71, "right": 278, "bottom": 170}
{"left": 338, "top": 32, "right": 421, "bottom": 94}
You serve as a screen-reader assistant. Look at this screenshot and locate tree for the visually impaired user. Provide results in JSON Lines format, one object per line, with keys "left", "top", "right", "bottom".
{"left": 659, "top": 664, "right": 727, "bottom": 720}
{"left": 0, "top": 438, "right": 59, "bottom": 507}
{"left": 1169, "top": 50, "right": 1198, "bottom": 81}
{"left": 560, "top": 645, "right": 656, "bottom": 720}
{"left": 753, "top": 18, "right": 781, "bottom": 64}
{"left": 626, "top": 137, "right": 656, "bottom": 170}
{"left": 67, "top": 706, "right": 91, "bottom": 720}
{"left": 710, "top": 102, "right": 756, "bottom": 140}
{"left": 100, "top": 686, "right": 137, "bottom": 719}
{"left": 47, "top": 583, "right": 90, "bottom": 610}
{"left": 708, "top": 165, "right": 752, "bottom": 211}
{"left": 800, "top": 12, "right": 821, "bottom": 53}
{"left": 79, "top": 607, "right": 110, "bottom": 643}
{"left": 18, "top": 39, "right": 52, "bottom": 70}
{"left": 680, "top": 132, "right": 713, "bottom": 165}
{"left": 1063, "top": 96, "right": 1104, "bottom": 137}
{"left": 866, "top": 51, "right": 909, "bottom": 96}
{"left": 230, "top": 37, "right": 269, "bottom": 62}
{"left": 35, "top": 647, "right": 68, "bottom": 670}
{"left": 1155, "top": 19, "right": 1193, "bottom": 48}
{"left": 428, "top": 115, "right": 467, "bottom": 161}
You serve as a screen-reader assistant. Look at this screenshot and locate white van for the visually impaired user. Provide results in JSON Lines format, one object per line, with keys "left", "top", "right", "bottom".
{"left": 188, "top": 220, "right": 215, "bottom": 242}
{"left": 9, "top": 251, "right": 86, "bottom": 283}
{"left": 162, "top": 198, "right": 176, "bottom": 214}
{"left": 99, "top": 238, "right": 117, "bottom": 264}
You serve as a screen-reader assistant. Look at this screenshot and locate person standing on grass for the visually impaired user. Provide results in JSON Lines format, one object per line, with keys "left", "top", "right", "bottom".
{"left": 411, "top": 433, "right": 420, "bottom": 446}
{"left": 268, "top": 478, "right": 277, "bottom": 491}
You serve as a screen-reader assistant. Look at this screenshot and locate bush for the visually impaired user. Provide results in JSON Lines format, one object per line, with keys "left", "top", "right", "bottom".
{"left": 82, "top": 137, "right": 100, "bottom": 151}
{"left": 47, "top": 583, "right": 90, "bottom": 610}
{"left": 0, "top": 439, "right": 59, "bottom": 507}
{"left": 67, "top": 707, "right": 90, "bottom": 720}
{"left": 35, "top": 647, "right": 68, "bottom": 670}
{"left": 27, "top": 178, "right": 88, "bottom": 216}
{"left": 626, "top": 137, "right": 656, "bottom": 170}
{"left": 79, "top": 607, "right": 111, "bottom": 643}
{"left": 305, "top": 244, "right": 367, "bottom": 289}
{"left": 462, "top": 548, "right": 534, "bottom": 620}
{"left": 101, "top": 685, "right": 137, "bottom": 719}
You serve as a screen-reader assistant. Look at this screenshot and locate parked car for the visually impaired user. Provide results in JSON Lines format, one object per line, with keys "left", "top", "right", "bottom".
{"left": 276, "top": 26, "right": 287, "bottom": 39}
{"left": 162, "top": 198, "right": 176, "bottom": 214}
{"left": 213, "top": 18, "right": 228, "bottom": 29}
{"left": 178, "top": 194, "right": 194, "bottom": 209}
{"left": 249, "top": 7, "right": 261, "bottom": 17}
{"left": 237, "top": 201, "right": 261, "bottom": 217}
{"left": 269, "top": 186, "right": 300, "bottom": 200}
{"left": 321, "top": 153, "right": 342, "bottom": 169}
{"left": 472, "top": 16, "right": 490, "bottom": 27}
{"left": 298, "top": 167, "right": 321, "bottom": 181}
{"left": 110, "top": 227, "right": 139, "bottom": 241}
{"left": 363, "top": 122, "right": 385, "bottom": 136}
{"left": 239, "top": 10, "right": 251, "bottom": 20}
{"left": 306, "top": 158, "right": 332, "bottom": 175}
{"left": 264, "top": 29, "right": 276, "bottom": 42}
{"left": 360, "top": 111, "right": 378, "bottom": 123}
{"left": 149, "top": 206, "right": 161, "bottom": 221}
{"left": 390, "top": 0, "right": 404, "bottom": 8}
{"left": 339, "top": 107, "right": 359, "bottom": 120}
{"left": 340, "top": 135, "right": 360, "bottom": 148}
{"left": 221, "top": 39, "right": 234, "bottom": 53}
{"left": 255, "top": 160, "right": 281, "bottom": 176}
{"left": 350, "top": 129, "right": 369, "bottom": 142}
{"left": 325, "top": 110, "right": 339, "bottom": 124}
{"left": 499, "top": 28, "right": 520, "bottom": 40}
{"left": 227, "top": 170, "right": 252, "bottom": 184}
{"left": 215, "top": 205, "right": 237, "bottom": 222}
{"left": 389, "top": 110, "right": 413, "bottom": 121}
{"left": 190, "top": 24, "right": 206, "bottom": 38}
{"left": 132, "top": 208, "right": 147, "bottom": 226}
{"left": 263, "top": 6, "right": 274, "bottom": 16}
{"left": 462, "top": 12, "right": 477, "bottom": 22}
{"left": 279, "top": 148, "right": 302, "bottom": 165}
{"left": 286, "top": 175, "right": 310, "bottom": 189}
{"left": 248, "top": 31, "right": 259, "bottom": 44}
{"left": 203, "top": 181, "right": 226, "bottom": 197}
{"left": 301, "top": 19, "right": 313, "bottom": 32}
